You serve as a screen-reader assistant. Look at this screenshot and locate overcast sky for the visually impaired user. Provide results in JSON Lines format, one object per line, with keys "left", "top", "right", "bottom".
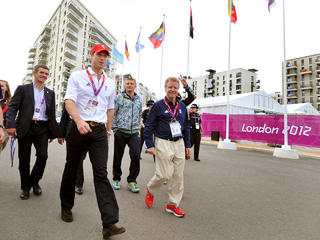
{"left": 0, "top": 0, "right": 319, "bottom": 98}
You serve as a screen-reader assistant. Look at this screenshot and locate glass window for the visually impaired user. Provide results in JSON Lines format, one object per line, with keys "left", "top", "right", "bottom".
{"left": 301, "top": 59, "right": 304, "bottom": 66}
{"left": 309, "top": 58, "right": 312, "bottom": 64}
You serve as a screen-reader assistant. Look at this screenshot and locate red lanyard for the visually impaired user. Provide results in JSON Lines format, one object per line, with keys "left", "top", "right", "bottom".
{"left": 86, "top": 69, "right": 105, "bottom": 97}
{"left": 41, "top": 94, "right": 45, "bottom": 105}
{"left": 163, "top": 98, "right": 179, "bottom": 120}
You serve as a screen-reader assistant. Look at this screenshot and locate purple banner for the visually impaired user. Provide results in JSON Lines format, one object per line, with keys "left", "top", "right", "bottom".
{"left": 202, "top": 114, "right": 320, "bottom": 148}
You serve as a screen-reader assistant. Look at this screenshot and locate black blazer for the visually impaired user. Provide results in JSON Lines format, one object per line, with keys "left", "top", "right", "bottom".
{"left": 6, "top": 83, "right": 60, "bottom": 139}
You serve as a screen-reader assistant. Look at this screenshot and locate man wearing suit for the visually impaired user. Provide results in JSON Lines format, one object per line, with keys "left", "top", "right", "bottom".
{"left": 6, "top": 64, "right": 59, "bottom": 200}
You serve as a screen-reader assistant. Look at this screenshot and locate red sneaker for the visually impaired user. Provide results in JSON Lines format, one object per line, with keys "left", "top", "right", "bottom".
{"left": 145, "top": 188, "right": 154, "bottom": 208}
{"left": 166, "top": 205, "right": 185, "bottom": 218}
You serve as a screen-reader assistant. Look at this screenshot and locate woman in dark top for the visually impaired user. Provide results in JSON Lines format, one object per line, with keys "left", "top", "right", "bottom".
{"left": 0, "top": 80, "right": 12, "bottom": 151}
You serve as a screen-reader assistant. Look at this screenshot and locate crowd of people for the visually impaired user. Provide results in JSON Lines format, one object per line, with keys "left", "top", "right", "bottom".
{"left": 0, "top": 44, "right": 203, "bottom": 240}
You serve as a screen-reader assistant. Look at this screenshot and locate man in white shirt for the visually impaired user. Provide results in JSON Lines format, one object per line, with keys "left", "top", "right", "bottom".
{"left": 59, "top": 44, "right": 125, "bottom": 239}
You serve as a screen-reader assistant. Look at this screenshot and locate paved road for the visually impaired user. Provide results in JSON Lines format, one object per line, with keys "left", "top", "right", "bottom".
{"left": 1, "top": 137, "right": 320, "bottom": 240}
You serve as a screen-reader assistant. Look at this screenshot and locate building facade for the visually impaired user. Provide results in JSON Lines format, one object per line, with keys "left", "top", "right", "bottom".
{"left": 23, "top": 0, "right": 117, "bottom": 112}
{"left": 283, "top": 54, "right": 320, "bottom": 111}
{"left": 185, "top": 68, "right": 260, "bottom": 99}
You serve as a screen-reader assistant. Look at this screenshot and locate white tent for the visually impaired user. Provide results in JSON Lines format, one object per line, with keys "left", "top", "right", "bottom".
{"left": 285, "top": 103, "right": 320, "bottom": 115}
{"left": 191, "top": 91, "right": 285, "bottom": 115}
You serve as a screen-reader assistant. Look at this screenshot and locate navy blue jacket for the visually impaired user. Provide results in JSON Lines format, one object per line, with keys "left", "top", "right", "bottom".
{"left": 144, "top": 97, "right": 191, "bottom": 148}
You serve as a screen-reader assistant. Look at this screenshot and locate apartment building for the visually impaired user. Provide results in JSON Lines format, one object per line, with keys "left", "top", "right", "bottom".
{"left": 23, "top": 0, "right": 117, "bottom": 112}
{"left": 283, "top": 54, "right": 320, "bottom": 111}
{"left": 115, "top": 74, "right": 157, "bottom": 106}
{"left": 185, "top": 68, "right": 260, "bottom": 99}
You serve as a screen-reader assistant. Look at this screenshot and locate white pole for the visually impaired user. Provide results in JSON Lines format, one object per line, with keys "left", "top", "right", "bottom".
{"left": 186, "top": 0, "right": 191, "bottom": 93}
{"left": 159, "top": 14, "right": 165, "bottom": 97}
{"left": 137, "top": 27, "right": 142, "bottom": 95}
{"left": 225, "top": 0, "right": 232, "bottom": 141}
{"left": 282, "top": 0, "right": 289, "bottom": 148}
{"left": 122, "top": 36, "right": 126, "bottom": 92}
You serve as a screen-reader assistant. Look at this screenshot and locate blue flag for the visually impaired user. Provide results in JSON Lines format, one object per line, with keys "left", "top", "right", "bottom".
{"left": 135, "top": 31, "right": 145, "bottom": 53}
{"left": 106, "top": 59, "right": 110, "bottom": 69}
{"left": 111, "top": 47, "right": 124, "bottom": 65}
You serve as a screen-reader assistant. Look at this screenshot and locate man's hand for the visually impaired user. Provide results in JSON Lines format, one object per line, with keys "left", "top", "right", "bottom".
{"left": 178, "top": 74, "right": 188, "bottom": 88}
{"left": 76, "top": 119, "right": 92, "bottom": 135}
{"left": 185, "top": 148, "right": 191, "bottom": 160}
{"left": 7, "top": 128, "right": 17, "bottom": 137}
{"left": 0, "top": 129, "right": 5, "bottom": 144}
{"left": 147, "top": 147, "right": 155, "bottom": 155}
{"left": 58, "top": 138, "right": 64, "bottom": 145}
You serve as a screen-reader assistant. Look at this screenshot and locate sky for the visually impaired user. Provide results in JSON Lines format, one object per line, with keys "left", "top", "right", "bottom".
{"left": 0, "top": 0, "right": 319, "bottom": 98}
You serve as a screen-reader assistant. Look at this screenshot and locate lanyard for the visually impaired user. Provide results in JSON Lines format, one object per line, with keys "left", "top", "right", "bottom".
{"left": 86, "top": 69, "right": 105, "bottom": 97}
{"left": 41, "top": 94, "right": 45, "bottom": 105}
{"left": 163, "top": 98, "right": 179, "bottom": 121}
{"left": 2, "top": 104, "right": 8, "bottom": 114}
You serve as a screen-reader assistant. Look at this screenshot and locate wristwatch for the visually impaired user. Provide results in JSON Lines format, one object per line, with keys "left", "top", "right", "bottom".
{"left": 107, "top": 130, "right": 113, "bottom": 135}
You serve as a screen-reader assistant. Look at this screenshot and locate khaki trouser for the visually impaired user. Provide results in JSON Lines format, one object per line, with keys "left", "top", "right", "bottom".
{"left": 147, "top": 137, "right": 185, "bottom": 207}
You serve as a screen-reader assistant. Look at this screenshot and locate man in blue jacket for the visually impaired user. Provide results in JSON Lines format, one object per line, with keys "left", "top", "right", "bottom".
{"left": 144, "top": 76, "right": 191, "bottom": 218}
{"left": 112, "top": 78, "right": 142, "bottom": 193}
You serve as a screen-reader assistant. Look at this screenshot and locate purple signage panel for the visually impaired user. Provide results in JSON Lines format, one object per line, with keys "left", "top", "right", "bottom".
{"left": 201, "top": 114, "right": 320, "bottom": 148}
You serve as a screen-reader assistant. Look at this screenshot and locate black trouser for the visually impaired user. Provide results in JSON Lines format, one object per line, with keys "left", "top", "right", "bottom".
{"left": 18, "top": 121, "right": 49, "bottom": 191}
{"left": 113, "top": 131, "right": 140, "bottom": 183}
{"left": 140, "top": 128, "right": 145, "bottom": 154}
{"left": 60, "top": 122, "right": 119, "bottom": 227}
{"left": 190, "top": 129, "right": 201, "bottom": 160}
{"left": 75, "top": 151, "right": 87, "bottom": 188}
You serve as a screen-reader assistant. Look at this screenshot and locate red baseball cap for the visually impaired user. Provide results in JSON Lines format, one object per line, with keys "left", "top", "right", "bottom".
{"left": 91, "top": 44, "right": 110, "bottom": 56}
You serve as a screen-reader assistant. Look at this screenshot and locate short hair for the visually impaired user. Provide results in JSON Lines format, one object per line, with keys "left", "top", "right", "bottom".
{"left": 33, "top": 64, "right": 49, "bottom": 73}
{"left": 125, "top": 77, "right": 137, "bottom": 85}
{"left": 165, "top": 77, "right": 180, "bottom": 88}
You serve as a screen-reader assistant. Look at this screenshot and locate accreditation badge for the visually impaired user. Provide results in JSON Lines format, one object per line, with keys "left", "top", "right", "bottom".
{"left": 32, "top": 107, "right": 41, "bottom": 120}
{"left": 170, "top": 121, "right": 182, "bottom": 138}
{"left": 84, "top": 97, "right": 99, "bottom": 116}
{"left": 195, "top": 122, "right": 200, "bottom": 130}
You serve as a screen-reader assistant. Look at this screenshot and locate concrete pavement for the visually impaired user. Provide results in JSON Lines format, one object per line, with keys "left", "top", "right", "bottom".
{"left": 1, "top": 136, "right": 320, "bottom": 240}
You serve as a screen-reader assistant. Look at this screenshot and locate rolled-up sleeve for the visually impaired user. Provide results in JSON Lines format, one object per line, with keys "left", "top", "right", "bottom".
{"left": 64, "top": 73, "right": 78, "bottom": 102}
{"left": 107, "top": 87, "right": 115, "bottom": 110}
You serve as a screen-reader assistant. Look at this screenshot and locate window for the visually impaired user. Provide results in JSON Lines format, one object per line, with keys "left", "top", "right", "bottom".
{"left": 310, "top": 75, "right": 313, "bottom": 80}
{"left": 309, "top": 58, "right": 312, "bottom": 64}
{"left": 309, "top": 66, "right": 312, "bottom": 71}
{"left": 217, "top": 76, "right": 219, "bottom": 80}
{"left": 236, "top": 72, "right": 241, "bottom": 78}
{"left": 302, "top": 75, "right": 305, "bottom": 81}
{"left": 223, "top": 81, "right": 225, "bottom": 85}
{"left": 301, "top": 59, "right": 304, "bottom": 66}
{"left": 230, "top": 74, "right": 232, "bottom": 78}
{"left": 302, "top": 90, "right": 305, "bottom": 96}
{"left": 223, "top": 75, "right": 225, "bottom": 80}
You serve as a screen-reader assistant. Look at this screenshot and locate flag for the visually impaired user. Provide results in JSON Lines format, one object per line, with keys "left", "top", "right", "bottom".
{"left": 267, "top": 0, "right": 275, "bottom": 12}
{"left": 149, "top": 22, "right": 165, "bottom": 49}
{"left": 228, "top": 0, "right": 237, "bottom": 23}
{"left": 111, "top": 47, "right": 124, "bottom": 65}
{"left": 125, "top": 40, "right": 130, "bottom": 60}
{"left": 190, "top": 8, "right": 194, "bottom": 38}
{"left": 135, "top": 31, "right": 145, "bottom": 53}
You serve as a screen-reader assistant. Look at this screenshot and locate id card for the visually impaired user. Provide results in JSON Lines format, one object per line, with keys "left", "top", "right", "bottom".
{"left": 32, "top": 107, "right": 41, "bottom": 120}
{"left": 195, "top": 122, "right": 200, "bottom": 130}
{"left": 84, "top": 99, "right": 99, "bottom": 116}
{"left": 170, "top": 121, "right": 182, "bottom": 138}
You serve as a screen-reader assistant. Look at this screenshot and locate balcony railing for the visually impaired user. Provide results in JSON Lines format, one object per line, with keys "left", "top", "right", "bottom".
{"left": 65, "top": 47, "right": 77, "bottom": 59}
{"left": 67, "top": 8, "right": 83, "bottom": 26}
{"left": 66, "top": 28, "right": 78, "bottom": 41}
{"left": 69, "top": 0, "right": 84, "bottom": 17}
{"left": 64, "top": 58, "right": 76, "bottom": 68}
{"left": 66, "top": 38, "right": 78, "bottom": 50}
{"left": 67, "top": 18, "right": 80, "bottom": 32}
{"left": 29, "top": 46, "right": 36, "bottom": 53}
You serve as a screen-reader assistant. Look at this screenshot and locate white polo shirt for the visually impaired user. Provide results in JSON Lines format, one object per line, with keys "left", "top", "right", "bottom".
{"left": 64, "top": 67, "right": 115, "bottom": 123}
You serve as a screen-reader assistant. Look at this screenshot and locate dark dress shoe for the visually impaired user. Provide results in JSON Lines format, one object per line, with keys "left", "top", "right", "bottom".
{"left": 103, "top": 224, "right": 125, "bottom": 239}
{"left": 194, "top": 159, "right": 200, "bottom": 161}
{"left": 61, "top": 209, "right": 73, "bottom": 222}
{"left": 33, "top": 184, "right": 42, "bottom": 195}
{"left": 20, "top": 190, "right": 30, "bottom": 200}
{"left": 75, "top": 186, "right": 83, "bottom": 195}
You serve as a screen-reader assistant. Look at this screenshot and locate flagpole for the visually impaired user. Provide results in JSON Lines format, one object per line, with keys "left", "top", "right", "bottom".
{"left": 159, "top": 14, "right": 165, "bottom": 97}
{"left": 122, "top": 36, "right": 126, "bottom": 92}
{"left": 137, "top": 27, "right": 142, "bottom": 96}
{"left": 218, "top": 0, "right": 236, "bottom": 150}
{"left": 186, "top": 0, "right": 191, "bottom": 93}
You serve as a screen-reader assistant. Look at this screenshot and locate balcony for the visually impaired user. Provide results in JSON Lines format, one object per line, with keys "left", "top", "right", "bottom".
{"left": 88, "top": 37, "right": 99, "bottom": 46}
{"left": 89, "top": 31, "right": 112, "bottom": 49}
{"left": 65, "top": 38, "right": 78, "bottom": 50}
{"left": 315, "top": 57, "right": 320, "bottom": 64}
{"left": 316, "top": 67, "right": 320, "bottom": 73}
{"left": 67, "top": 18, "right": 80, "bottom": 32}
{"left": 64, "top": 58, "right": 76, "bottom": 68}
{"left": 29, "top": 52, "right": 36, "bottom": 58}
{"left": 286, "top": 63, "right": 297, "bottom": 70}
{"left": 29, "top": 46, "right": 36, "bottom": 53}
{"left": 23, "top": 75, "right": 33, "bottom": 84}
{"left": 27, "top": 64, "right": 33, "bottom": 70}
{"left": 27, "top": 58, "right": 34, "bottom": 64}
{"left": 61, "top": 77, "right": 69, "bottom": 86}
{"left": 64, "top": 47, "right": 77, "bottom": 59}
{"left": 316, "top": 74, "right": 320, "bottom": 80}
{"left": 286, "top": 72, "right": 297, "bottom": 77}
{"left": 300, "top": 69, "right": 312, "bottom": 75}
{"left": 40, "top": 28, "right": 51, "bottom": 42}
{"left": 287, "top": 93, "right": 297, "bottom": 98}
{"left": 39, "top": 48, "right": 48, "bottom": 57}
{"left": 300, "top": 84, "right": 313, "bottom": 90}
{"left": 66, "top": 28, "right": 78, "bottom": 41}
{"left": 67, "top": 8, "right": 83, "bottom": 26}
{"left": 40, "top": 42, "right": 48, "bottom": 49}
{"left": 286, "top": 78, "right": 297, "bottom": 83}
{"left": 69, "top": 0, "right": 84, "bottom": 17}
{"left": 38, "top": 56, "right": 47, "bottom": 64}
{"left": 90, "top": 22, "right": 113, "bottom": 46}
{"left": 63, "top": 67, "right": 72, "bottom": 76}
